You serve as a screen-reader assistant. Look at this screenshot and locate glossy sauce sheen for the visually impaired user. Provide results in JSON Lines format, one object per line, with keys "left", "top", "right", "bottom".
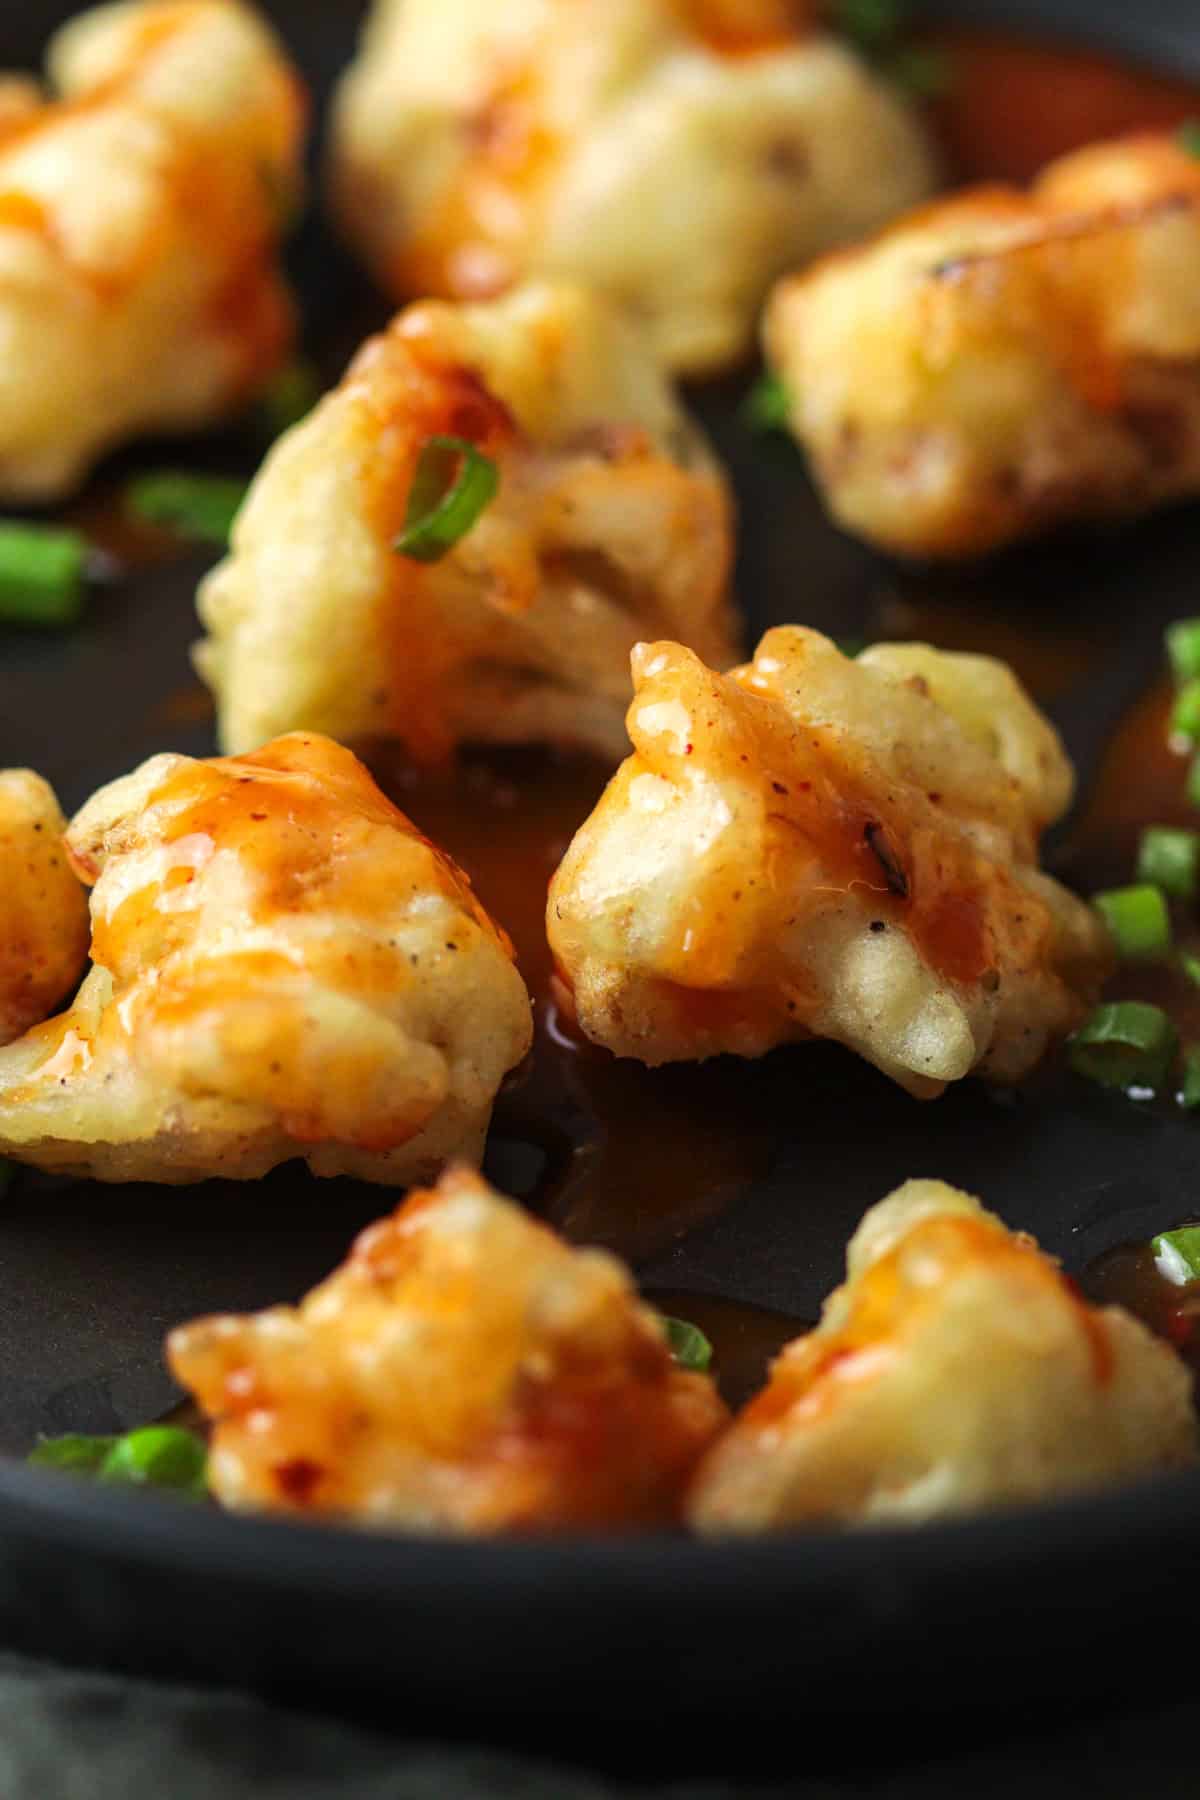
{"left": 25, "top": 27, "right": 1200, "bottom": 1416}
{"left": 1083, "top": 1233, "right": 1200, "bottom": 1384}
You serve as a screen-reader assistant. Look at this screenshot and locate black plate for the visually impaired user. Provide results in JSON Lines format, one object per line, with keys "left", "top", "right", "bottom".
{"left": 1, "top": 0, "right": 1200, "bottom": 1765}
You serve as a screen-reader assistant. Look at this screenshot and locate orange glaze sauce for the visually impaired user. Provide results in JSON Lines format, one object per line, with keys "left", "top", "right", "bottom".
{"left": 360, "top": 342, "right": 521, "bottom": 764}
{"left": 727, "top": 672, "right": 996, "bottom": 989}
{"left": 679, "top": 0, "right": 815, "bottom": 58}
{"left": 382, "top": 64, "right": 557, "bottom": 302}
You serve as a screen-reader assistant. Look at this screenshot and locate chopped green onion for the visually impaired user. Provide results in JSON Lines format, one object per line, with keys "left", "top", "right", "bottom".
{"left": 29, "top": 1424, "right": 208, "bottom": 1497}
{"left": 0, "top": 523, "right": 87, "bottom": 627}
{"left": 742, "top": 373, "right": 792, "bottom": 435}
{"left": 884, "top": 45, "right": 953, "bottom": 99}
{"left": 1182, "top": 951, "right": 1200, "bottom": 987}
{"left": 99, "top": 1426, "right": 208, "bottom": 1497}
{"left": 259, "top": 358, "right": 321, "bottom": 440}
{"left": 1171, "top": 679, "right": 1200, "bottom": 744}
{"left": 1166, "top": 617, "right": 1200, "bottom": 683}
{"left": 1152, "top": 1225, "right": 1200, "bottom": 1283}
{"left": 1092, "top": 885, "right": 1171, "bottom": 959}
{"left": 1186, "top": 755, "right": 1200, "bottom": 811}
{"left": 393, "top": 436, "right": 499, "bottom": 564}
{"left": 28, "top": 1434, "right": 118, "bottom": 1476}
{"left": 1067, "top": 1001, "right": 1178, "bottom": 1092}
{"left": 1137, "top": 826, "right": 1200, "bottom": 901}
{"left": 126, "top": 473, "right": 249, "bottom": 547}
{"left": 1177, "top": 120, "right": 1200, "bottom": 161}
{"left": 1179, "top": 1050, "right": 1200, "bottom": 1110}
{"left": 662, "top": 1316, "right": 714, "bottom": 1374}
{"left": 832, "top": 0, "right": 905, "bottom": 54}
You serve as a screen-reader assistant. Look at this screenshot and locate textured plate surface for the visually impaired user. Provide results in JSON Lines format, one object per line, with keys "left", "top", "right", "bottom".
{"left": 1, "top": 0, "right": 1200, "bottom": 1758}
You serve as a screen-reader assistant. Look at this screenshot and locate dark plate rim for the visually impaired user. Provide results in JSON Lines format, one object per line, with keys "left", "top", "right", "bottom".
{"left": 5, "top": 0, "right": 1200, "bottom": 1657}
{"left": 3, "top": 1449, "right": 1200, "bottom": 1598}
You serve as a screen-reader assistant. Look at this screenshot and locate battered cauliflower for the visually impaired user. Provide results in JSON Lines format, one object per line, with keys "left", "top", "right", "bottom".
{"left": 548, "top": 627, "right": 1111, "bottom": 1097}
{"left": 0, "top": 771, "right": 89, "bottom": 1047}
{"left": 328, "top": 0, "right": 937, "bottom": 376}
{"left": 196, "top": 281, "right": 738, "bottom": 761}
{"left": 688, "top": 1180, "right": 1197, "bottom": 1530}
{"left": 0, "top": 734, "right": 532, "bottom": 1184}
{"left": 169, "top": 1164, "right": 729, "bottom": 1531}
{"left": 0, "top": 0, "right": 305, "bottom": 501}
{"left": 766, "top": 132, "right": 1200, "bottom": 558}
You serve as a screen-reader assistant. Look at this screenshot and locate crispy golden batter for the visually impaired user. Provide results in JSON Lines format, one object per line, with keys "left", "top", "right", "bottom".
{"left": 766, "top": 133, "right": 1200, "bottom": 557}
{"left": 196, "top": 281, "right": 738, "bottom": 761}
{"left": 169, "top": 1164, "right": 728, "bottom": 1531}
{"left": 0, "top": 0, "right": 305, "bottom": 500}
{"left": 328, "top": 0, "right": 936, "bottom": 375}
{"left": 0, "top": 734, "right": 531, "bottom": 1184}
{"left": 548, "top": 627, "right": 1111, "bottom": 1097}
{"left": 689, "top": 1181, "right": 1197, "bottom": 1529}
{"left": 0, "top": 771, "right": 89, "bottom": 1047}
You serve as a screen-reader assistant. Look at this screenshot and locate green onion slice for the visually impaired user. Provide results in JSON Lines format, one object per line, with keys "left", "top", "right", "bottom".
{"left": 1186, "top": 755, "right": 1200, "bottom": 812}
{"left": 126, "top": 473, "right": 249, "bottom": 547}
{"left": 1067, "top": 1001, "right": 1178, "bottom": 1093}
{"left": 742, "top": 373, "right": 792, "bottom": 435}
{"left": 29, "top": 1424, "right": 208, "bottom": 1498}
{"left": 831, "top": 0, "right": 905, "bottom": 55}
{"left": 1179, "top": 1049, "right": 1200, "bottom": 1111}
{"left": 1177, "top": 120, "right": 1200, "bottom": 161}
{"left": 259, "top": 359, "right": 321, "bottom": 441}
{"left": 1092, "top": 885, "right": 1171, "bottom": 960}
{"left": 1137, "top": 826, "right": 1200, "bottom": 901}
{"left": 1166, "top": 617, "right": 1200, "bottom": 683}
{"left": 661, "top": 1315, "right": 714, "bottom": 1374}
{"left": 1171, "top": 679, "right": 1200, "bottom": 745}
{"left": 28, "top": 1434, "right": 118, "bottom": 1476}
{"left": 0, "top": 523, "right": 87, "bottom": 627}
{"left": 1153, "top": 1225, "right": 1200, "bottom": 1284}
{"left": 1181, "top": 951, "right": 1200, "bottom": 988}
{"left": 393, "top": 436, "right": 499, "bottom": 564}
{"left": 99, "top": 1426, "right": 208, "bottom": 1497}
{"left": 884, "top": 45, "right": 953, "bottom": 99}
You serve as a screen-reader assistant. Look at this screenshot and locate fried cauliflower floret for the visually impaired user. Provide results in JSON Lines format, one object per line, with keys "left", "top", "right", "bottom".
{"left": 0, "top": 734, "right": 531, "bottom": 1185}
{"left": 0, "top": 0, "right": 305, "bottom": 501}
{"left": 766, "top": 133, "right": 1200, "bottom": 558}
{"left": 169, "top": 1164, "right": 728, "bottom": 1530}
{"left": 689, "top": 1181, "right": 1197, "bottom": 1530}
{"left": 328, "top": 0, "right": 936, "bottom": 376}
{"left": 548, "top": 627, "right": 1111, "bottom": 1098}
{"left": 196, "top": 281, "right": 738, "bottom": 762}
{"left": 0, "top": 772, "right": 89, "bottom": 1047}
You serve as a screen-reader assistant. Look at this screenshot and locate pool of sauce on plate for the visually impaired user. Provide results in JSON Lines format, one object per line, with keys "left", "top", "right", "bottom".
{"left": 95, "top": 24, "right": 1200, "bottom": 1397}
{"left": 922, "top": 28, "right": 1200, "bottom": 185}
{"left": 1081, "top": 1231, "right": 1200, "bottom": 1383}
{"left": 1060, "top": 685, "right": 1200, "bottom": 1376}
{"left": 1059, "top": 679, "right": 1200, "bottom": 1043}
{"left": 372, "top": 744, "right": 785, "bottom": 1275}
